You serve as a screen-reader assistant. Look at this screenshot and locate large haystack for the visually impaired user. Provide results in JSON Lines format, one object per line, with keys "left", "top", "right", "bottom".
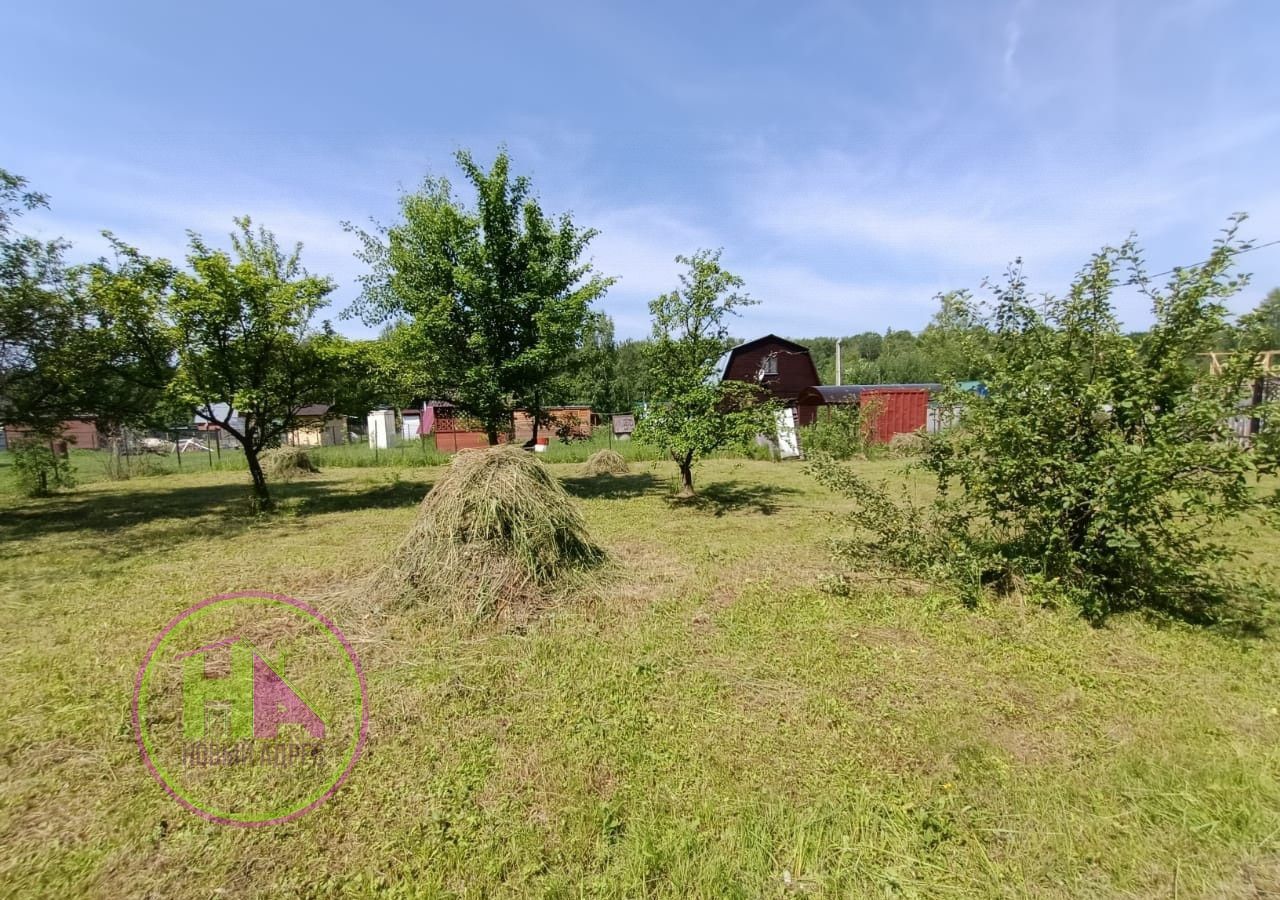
{"left": 388, "top": 445, "right": 605, "bottom": 621}
{"left": 582, "top": 448, "right": 629, "bottom": 476}
{"left": 261, "top": 446, "right": 320, "bottom": 480}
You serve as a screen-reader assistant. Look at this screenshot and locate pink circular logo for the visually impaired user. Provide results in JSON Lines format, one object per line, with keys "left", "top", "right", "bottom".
{"left": 133, "top": 592, "right": 369, "bottom": 826}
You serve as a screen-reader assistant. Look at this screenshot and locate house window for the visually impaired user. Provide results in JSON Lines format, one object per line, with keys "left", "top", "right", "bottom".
{"left": 760, "top": 355, "right": 779, "bottom": 377}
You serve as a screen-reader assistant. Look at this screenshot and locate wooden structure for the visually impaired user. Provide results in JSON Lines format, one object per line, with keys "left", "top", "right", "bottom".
{"left": 429, "top": 401, "right": 508, "bottom": 453}
{"left": 513, "top": 406, "right": 593, "bottom": 444}
{"left": 1206, "top": 350, "right": 1280, "bottom": 376}
{"left": 3, "top": 418, "right": 102, "bottom": 450}
{"left": 714, "top": 335, "right": 822, "bottom": 424}
{"left": 285, "top": 404, "right": 345, "bottom": 447}
{"left": 1206, "top": 350, "right": 1280, "bottom": 443}
{"left": 611, "top": 414, "right": 636, "bottom": 440}
{"left": 796, "top": 384, "right": 938, "bottom": 444}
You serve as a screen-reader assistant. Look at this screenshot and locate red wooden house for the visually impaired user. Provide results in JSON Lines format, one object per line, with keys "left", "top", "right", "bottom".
{"left": 714, "top": 335, "right": 822, "bottom": 423}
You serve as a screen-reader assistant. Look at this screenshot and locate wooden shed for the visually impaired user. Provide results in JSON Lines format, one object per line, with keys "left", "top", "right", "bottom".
{"left": 285, "top": 404, "right": 346, "bottom": 447}
{"left": 796, "top": 384, "right": 939, "bottom": 443}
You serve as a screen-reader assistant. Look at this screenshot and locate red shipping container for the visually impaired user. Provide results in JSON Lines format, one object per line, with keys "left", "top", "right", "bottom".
{"left": 858, "top": 388, "right": 930, "bottom": 443}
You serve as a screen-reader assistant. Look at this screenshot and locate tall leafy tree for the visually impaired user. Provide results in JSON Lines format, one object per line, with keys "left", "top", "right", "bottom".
{"left": 635, "top": 250, "right": 774, "bottom": 497}
{"left": 612, "top": 337, "right": 652, "bottom": 411}
{"left": 548, "top": 310, "right": 618, "bottom": 412}
{"left": 317, "top": 332, "right": 401, "bottom": 429}
{"left": 0, "top": 169, "right": 77, "bottom": 432}
{"left": 168, "top": 218, "right": 335, "bottom": 508}
{"left": 348, "top": 149, "right": 613, "bottom": 444}
{"left": 77, "top": 239, "right": 178, "bottom": 436}
{"left": 1244, "top": 287, "right": 1280, "bottom": 349}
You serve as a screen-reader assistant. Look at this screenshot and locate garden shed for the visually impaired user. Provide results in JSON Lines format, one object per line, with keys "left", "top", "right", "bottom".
{"left": 796, "top": 384, "right": 938, "bottom": 443}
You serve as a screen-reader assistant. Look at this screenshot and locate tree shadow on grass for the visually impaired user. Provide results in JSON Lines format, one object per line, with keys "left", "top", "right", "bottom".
{"left": 0, "top": 476, "right": 428, "bottom": 557}
{"left": 559, "top": 473, "right": 661, "bottom": 500}
{"left": 673, "top": 480, "right": 801, "bottom": 517}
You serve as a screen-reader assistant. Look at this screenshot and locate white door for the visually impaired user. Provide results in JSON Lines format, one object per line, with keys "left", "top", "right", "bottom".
{"left": 775, "top": 408, "right": 801, "bottom": 459}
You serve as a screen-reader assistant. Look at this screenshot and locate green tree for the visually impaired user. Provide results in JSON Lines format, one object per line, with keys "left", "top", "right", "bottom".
{"left": 813, "top": 217, "right": 1279, "bottom": 621}
{"left": 634, "top": 250, "right": 774, "bottom": 497}
{"left": 548, "top": 310, "right": 618, "bottom": 413}
{"left": 77, "top": 239, "right": 178, "bottom": 436}
{"left": 348, "top": 148, "right": 613, "bottom": 444}
{"left": 0, "top": 169, "right": 78, "bottom": 433}
{"left": 1245, "top": 287, "right": 1280, "bottom": 349}
{"left": 317, "top": 333, "right": 401, "bottom": 430}
{"left": 168, "top": 218, "right": 335, "bottom": 508}
{"left": 0, "top": 171, "right": 175, "bottom": 444}
{"left": 612, "top": 337, "right": 652, "bottom": 410}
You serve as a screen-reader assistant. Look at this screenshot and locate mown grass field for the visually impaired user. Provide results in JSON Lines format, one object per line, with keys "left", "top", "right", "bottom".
{"left": 2, "top": 456, "right": 1279, "bottom": 898}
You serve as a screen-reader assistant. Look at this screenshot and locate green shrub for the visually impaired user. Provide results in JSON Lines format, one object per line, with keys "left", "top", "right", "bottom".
{"left": 798, "top": 407, "right": 867, "bottom": 460}
{"left": 11, "top": 441, "right": 76, "bottom": 497}
{"left": 812, "top": 220, "right": 1280, "bottom": 623}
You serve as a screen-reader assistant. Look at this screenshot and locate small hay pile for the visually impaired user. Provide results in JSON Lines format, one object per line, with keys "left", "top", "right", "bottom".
{"left": 261, "top": 446, "right": 320, "bottom": 480}
{"left": 387, "top": 445, "right": 605, "bottom": 621}
{"left": 582, "top": 448, "right": 629, "bottom": 476}
{"left": 888, "top": 431, "right": 926, "bottom": 456}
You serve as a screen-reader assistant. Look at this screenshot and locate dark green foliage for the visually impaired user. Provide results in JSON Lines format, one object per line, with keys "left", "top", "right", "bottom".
{"left": 813, "top": 219, "right": 1280, "bottom": 623}
{"left": 0, "top": 169, "right": 77, "bottom": 432}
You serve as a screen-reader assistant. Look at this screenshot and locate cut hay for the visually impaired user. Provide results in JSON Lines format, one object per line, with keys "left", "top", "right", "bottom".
{"left": 387, "top": 445, "right": 605, "bottom": 622}
{"left": 582, "top": 448, "right": 629, "bottom": 476}
{"left": 261, "top": 446, "right": 320, "bottom": 480}
{"left": 888, "top": 431, "right": 926, "bottom": 455}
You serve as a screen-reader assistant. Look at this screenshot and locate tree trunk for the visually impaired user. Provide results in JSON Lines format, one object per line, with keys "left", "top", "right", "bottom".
{"left": 487, "top": 428, "right": 500, "bottom": 446}
{"left": 676, "top": 455, "right": 695, "bottom": 498}
{"left": 245, "top": 449, "right": 273, "bottom": 510}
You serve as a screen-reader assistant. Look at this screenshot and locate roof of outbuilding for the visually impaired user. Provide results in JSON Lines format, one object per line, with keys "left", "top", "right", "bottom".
{"left": 711, "top": 334, "right": 813, "bottom": 383}
{"left": 800, "top": 383, "right": 942, "bottom": 403}
{"left": 294, "top": 404, "right": 333, "bottom": 417}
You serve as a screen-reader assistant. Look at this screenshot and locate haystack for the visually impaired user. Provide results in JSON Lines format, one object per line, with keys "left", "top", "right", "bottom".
{"left": 582, "top": 448, "right": 629, "bottom": 476}
{"left": 388, "top": 445, "right": 604, "bottom": 621}
{"left": 888, "top": 432, "right": 926, "bottom": 456}
{"left": 261, "top": 446, "right": 320, "bottom": 480}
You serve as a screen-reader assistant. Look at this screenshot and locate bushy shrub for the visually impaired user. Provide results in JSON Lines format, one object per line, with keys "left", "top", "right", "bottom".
{"left": 11, "top": 441, "right": 75, "bottom": 496}
{"left": 812, "top": 220, "right": 1280, "bottom": 623}
{"left": 798, "top": 407, "right": 867, "bottom": 460}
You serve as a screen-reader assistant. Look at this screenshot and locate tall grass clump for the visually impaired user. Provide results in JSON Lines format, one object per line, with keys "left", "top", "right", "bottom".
{"left": 387, "top": 446, "right": 605, "bottom": 622}
{"left": 582, "top": 448, "right": 629, "bottom": 475}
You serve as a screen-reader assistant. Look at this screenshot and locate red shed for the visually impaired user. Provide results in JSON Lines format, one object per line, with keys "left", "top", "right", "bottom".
{"left": 796, "top": 384, "right": 938, "bottom": 444}
{"left": 3, "top": 418, "right": 102, "bottom": 450}
{"left": 715, "top": 335, "right": 822, "bottom": 421}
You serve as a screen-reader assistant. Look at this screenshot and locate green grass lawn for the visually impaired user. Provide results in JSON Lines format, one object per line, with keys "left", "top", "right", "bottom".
{"left": 2, "top": 458, "right": 1279, "bottom": 897}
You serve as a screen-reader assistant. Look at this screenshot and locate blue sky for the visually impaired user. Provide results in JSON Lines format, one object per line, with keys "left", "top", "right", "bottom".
{"left": 3, "top": 0, "right": 1278, "bottom": 339}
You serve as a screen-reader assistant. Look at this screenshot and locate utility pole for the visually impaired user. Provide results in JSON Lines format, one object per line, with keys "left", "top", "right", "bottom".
{"left": 835, "top": 339, "right": 842, "bottom": 386}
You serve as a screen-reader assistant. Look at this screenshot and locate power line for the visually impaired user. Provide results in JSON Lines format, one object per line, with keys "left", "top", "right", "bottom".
{"left": 1128, "top": 238, "right": 1280, "bottom": 285}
